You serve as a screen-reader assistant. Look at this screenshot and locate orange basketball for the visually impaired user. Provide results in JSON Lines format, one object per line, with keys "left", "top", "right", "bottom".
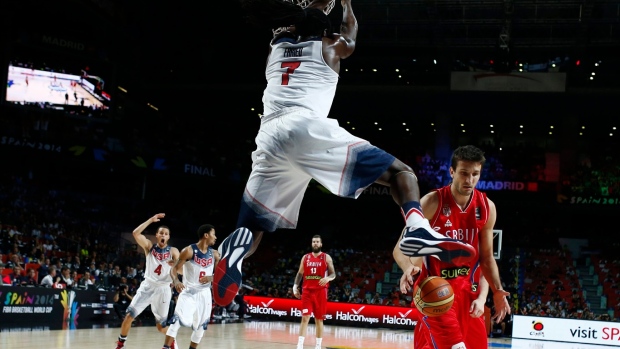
{"left": 413, "top": 276, "right": 454, "bottom": 317}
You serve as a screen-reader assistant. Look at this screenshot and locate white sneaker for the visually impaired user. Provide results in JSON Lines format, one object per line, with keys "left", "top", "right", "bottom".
{"left": 398, "top": 225, "right": 476, "bottom": 265}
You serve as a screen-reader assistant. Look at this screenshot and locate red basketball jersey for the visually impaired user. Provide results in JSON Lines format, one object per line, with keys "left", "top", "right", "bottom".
{"left": 302, "top": 252, "right": 329, "bottom": 290}
{"left": 413, "top": 185, "right": 490, "bottom": 349}
{"left": 416, "top": 184, "right": 489, "bottom": 294}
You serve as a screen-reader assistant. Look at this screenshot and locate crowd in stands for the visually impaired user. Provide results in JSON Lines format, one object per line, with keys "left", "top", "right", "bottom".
{"left": 594, "top": 255, "right": 620, "bottom": 319}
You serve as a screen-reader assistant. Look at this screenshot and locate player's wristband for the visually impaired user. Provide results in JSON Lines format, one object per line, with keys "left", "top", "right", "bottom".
{"left": 293, "top": 284, "right": 298, "bottom": 293}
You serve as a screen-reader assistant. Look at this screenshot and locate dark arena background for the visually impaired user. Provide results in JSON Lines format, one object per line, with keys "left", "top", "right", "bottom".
{"left": 1, "top": 1, "right": 619, "bottom": 349}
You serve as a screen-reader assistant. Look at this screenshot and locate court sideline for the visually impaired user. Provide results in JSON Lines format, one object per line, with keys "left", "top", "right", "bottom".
{"left": 0, "top": 320, "right": 591, "bottom": 349}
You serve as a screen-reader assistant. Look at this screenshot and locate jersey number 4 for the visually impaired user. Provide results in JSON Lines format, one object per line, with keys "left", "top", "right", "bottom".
{"left": 154, "top": 265, "right": 162, "bottom": 276}
{"left": 281, "top": 62, "right": 301, "bottom": 85}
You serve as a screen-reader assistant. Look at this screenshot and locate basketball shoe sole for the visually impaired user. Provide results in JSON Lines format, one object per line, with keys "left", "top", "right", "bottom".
{"left": 213, "top": 227, "right": 253, "bottom": 306}
{"left": 399, "top": 226, "right": 476, "bottom": 265}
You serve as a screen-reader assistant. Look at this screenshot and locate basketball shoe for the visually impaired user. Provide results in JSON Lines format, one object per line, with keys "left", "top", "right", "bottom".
{"left": 115, "top": 340, "right": 124, "bottom": 349}
{"left": 398, "top": 224, "right": 476, "bottom": 265}
{"left": 213, "top": 227, "right": 253, "bottom": 306}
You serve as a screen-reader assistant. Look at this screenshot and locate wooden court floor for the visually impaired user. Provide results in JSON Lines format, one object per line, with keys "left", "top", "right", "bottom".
{"left": 0, "top": 320, "right": 566, "bottom": 349}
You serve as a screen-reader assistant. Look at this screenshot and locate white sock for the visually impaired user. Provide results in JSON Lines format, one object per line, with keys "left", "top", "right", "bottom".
{"left": 315, "top": 337, "right": 322, "bottom": 347}
{"left": 407, "top": 217, "right": 433, "bottom": 232}
{"left": 297, "top": 336, "right": 305, "bottom": 348}
{"left": 451, "top": 342, "right": 466, "bottom": 349}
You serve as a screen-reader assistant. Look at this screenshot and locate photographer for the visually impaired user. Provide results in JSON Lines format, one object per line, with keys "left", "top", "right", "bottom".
{"left": 113, "top": 284, "right": 133, "bottom": 320}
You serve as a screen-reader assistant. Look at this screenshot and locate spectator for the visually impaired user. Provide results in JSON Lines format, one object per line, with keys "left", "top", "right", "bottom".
{"left": 58, "top": 266, "right": 75, "bottom": 289}
{"left": 19, "top": 268, "right": 38, "bottom": 286}
{"left": 78, "top": 271, "right": 94, "bottom": 288}
{"left": 40, "top": 266, "right": 59, "bottom": 288}
{"left": 7, "top": 265, "right": 23, "bottom": 286}
{"left": 109, "top": 265, "right": 122, "bottom": 288}
{"left": 37, "top": 257, "right": 51, "bottom": 283}
{"left": 6, "top": 254, "right": 23, "bottom": 269}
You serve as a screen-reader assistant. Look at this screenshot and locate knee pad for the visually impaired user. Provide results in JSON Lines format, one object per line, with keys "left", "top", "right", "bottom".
{"left": 191, "top": 328, "right": 205, "bottom": 344}
{"left": 126, "top": 306, "right": 138, "bottom": 319}
{"left": 165, "top": 319, "right": 181, "bottom": 338}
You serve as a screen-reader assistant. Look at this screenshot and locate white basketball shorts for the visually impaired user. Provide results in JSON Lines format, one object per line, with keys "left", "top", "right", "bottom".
{"left": 237, "top": 107, "right": 395, "bottom": 232}
{"left": 126, "top": 280, "right": 172, "bottom": 325}
{"left": 174, "top": 286, "right": 212, "bottom": 330}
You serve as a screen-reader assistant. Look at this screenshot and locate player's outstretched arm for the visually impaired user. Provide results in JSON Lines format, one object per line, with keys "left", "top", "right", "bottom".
{"left": 394, "top": 191, "right": 437, "bottom": 292}
{"left": 133, "top": 213, "right": 164, "bottom": 253}
{"left": 335, "top": 0, "right": 358, "bottom": 59}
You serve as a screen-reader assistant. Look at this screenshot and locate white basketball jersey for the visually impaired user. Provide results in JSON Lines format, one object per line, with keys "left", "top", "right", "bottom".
{"left": 145, "top": 245, "right": 173, "bottom": 285}
{"left": 183, "top": 243, "right": 215, "bottom": 290}
{"left": 263, "top": 39, "right": 339, "bottom": 118}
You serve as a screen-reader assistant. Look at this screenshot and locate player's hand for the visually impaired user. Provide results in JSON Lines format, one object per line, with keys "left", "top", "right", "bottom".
{"left": 318, "top": 277, "right": 329, "bottom": 286}
{"left": 469, "top": 298, "right": 485, "bottom": 318}
{"left": 399, "top": 264, "right": 420, "bottom": 294}
{"left": 491, "top": 289, "right": 511, "bottom": 323}
{"left": 174, "top": 281, "right": 185, "bottom": 293}
{"left": 151, "top": 213, "right": 165, "bottom": 223}
{"left": 199, "top": 275, "right": 213, "bottom": 284}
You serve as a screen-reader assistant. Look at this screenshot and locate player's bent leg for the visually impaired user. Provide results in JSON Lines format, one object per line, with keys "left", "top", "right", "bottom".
{"left": 213, "top": 227, "right": 254, "bottom": 306}
{"left": 190, "top": 328, "right": 205, "bottom": 345}
{"left": 165, "top": 320, "right": 180, "bottom": 342}
{"left": 399, "top": 225, "right": 476, "bottom": 265}
{"left": 152, "top": 289, "right": 172, "bottom": 334}
{"left": 155, "top": 321, "right": 167, "bottom": 334}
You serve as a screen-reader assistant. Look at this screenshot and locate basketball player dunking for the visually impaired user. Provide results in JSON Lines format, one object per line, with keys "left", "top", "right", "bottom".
{"left": 400, "top": 146, "right": 512, "bottom": 349}
{"left": 162, "top": 224, "right": 220, "bottom": 349}
{"left": 116, "top": 213, "right": 180, "bottom": 349}
{"left": 212, "top": 0, "right": 476, "bottom": 308}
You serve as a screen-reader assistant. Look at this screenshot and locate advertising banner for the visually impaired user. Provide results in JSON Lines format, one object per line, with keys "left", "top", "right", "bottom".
{"left": 513, "top": 315, "right": 620, "bottom": 346}
{"left": 245, "top": 296, "right": 417, "bottom": 330}
{"left": 0, "top": 286, "right": 115, "bottom": 330}
{"left": 569, "top": 196, "right": 620, "bottom": 205}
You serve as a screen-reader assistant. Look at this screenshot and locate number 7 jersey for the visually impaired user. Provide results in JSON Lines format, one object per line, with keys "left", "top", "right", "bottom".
{"left": 263, "top": 39, "right": 339, "bottom": 118}
{"left": 145, "top": 245, "right": 174, "bottom": 285}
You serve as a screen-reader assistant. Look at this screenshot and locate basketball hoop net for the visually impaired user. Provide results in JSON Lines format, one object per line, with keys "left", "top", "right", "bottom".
{"left": 273, "top": 0, "right": 336, "bottom": 35}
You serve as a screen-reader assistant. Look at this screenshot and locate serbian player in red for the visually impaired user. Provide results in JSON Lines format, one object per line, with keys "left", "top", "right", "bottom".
{"left": 293, "top": 235, "right": 336, "bottom": 349}
{"left": 398, "top": 145, "right": 512, "bottom": 349}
